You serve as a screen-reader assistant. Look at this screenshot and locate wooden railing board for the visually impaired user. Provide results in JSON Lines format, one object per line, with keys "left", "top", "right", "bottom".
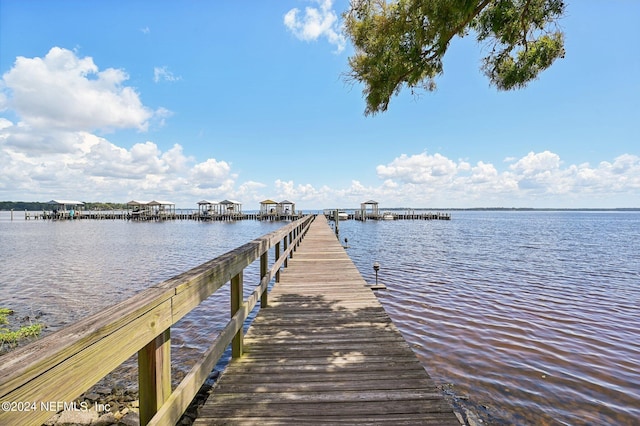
{"left": 1, "top": 298, "right": 173, "bottom": 425}
{"left": 0, "top": 286, "right": 174, "bottom": 396}
{"left": 147, "top": 216, "right": 310, "bottom": 425}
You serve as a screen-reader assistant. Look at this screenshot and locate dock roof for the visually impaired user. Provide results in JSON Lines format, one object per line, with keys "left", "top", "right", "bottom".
{"left": 127, "top": 200, "right": 174, "bottom": 206}
{"left": 48, "top": 200, "right": 84, "bottom": 206}
{"left": 127, "top": 200, "right": 151, "bottom": 206}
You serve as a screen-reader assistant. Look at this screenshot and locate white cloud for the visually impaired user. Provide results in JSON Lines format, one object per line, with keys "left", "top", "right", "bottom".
{"left": 85, "top": 140, "right": 170, "bottom": 178}
{"left": 372, "top": 151, "right": 640, "bottom": 207}
{"left": 284, "top": 0, "right": 346, "bottom": 53}
{"left": 469, "top": 161, "right": 498, "bottom": 184}
{"left": 0, "top": 128, "right": 242, "bottom": 203}
{"left": 376, "top": 152, "right": 459, "bottom": 184}
{"left": 0, "top": 118, "right": 12, "bottom": 130}
{"left": 190, "top": 158, "right": 234, "bottom": 190}
{"left": 153, "top": 66, "right": 182, "bottom": 83}
{"left": 236, "top": 180, "right": 267, "bottom": 198}
{"left": 509, "top": 150, "right": 561, "bottom": 173}
{"left": 275, "top": 179, "right": 333, "bottom": 202}
{"left": 1, "top": 47, "right": 153, "bottom": 132}
{"left": 0, "top": 91, "right": 7, "bottom": 112}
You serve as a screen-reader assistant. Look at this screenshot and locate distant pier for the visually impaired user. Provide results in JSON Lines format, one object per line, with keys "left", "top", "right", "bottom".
{"left": 20, "top": 210, "right": 450, "bottom": 222}
{"left": 13, "top": 198, "right": 450, "bottom": 222}
{"left": 324, "top": 200, "right": 451, "bottom": 221}
{"left": 22, "top": 210, "right": 306, "bottom": 222}
{"left": 323, "top": 210, "right": 451, "bottom": 221}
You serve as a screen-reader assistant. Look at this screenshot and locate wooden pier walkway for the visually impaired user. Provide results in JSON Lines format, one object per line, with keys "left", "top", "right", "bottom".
{"left": 195, "top": 216, "right": 458, "bottom": 425}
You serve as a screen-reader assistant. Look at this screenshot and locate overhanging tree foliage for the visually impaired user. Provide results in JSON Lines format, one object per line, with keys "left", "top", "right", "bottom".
{"left": 343, "top": 0, "right": 565, "bottom": 115}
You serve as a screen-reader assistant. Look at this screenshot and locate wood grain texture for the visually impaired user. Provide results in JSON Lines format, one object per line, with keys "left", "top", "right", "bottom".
{"left": 195, "top": 216, "right": 459, "bottom": 425}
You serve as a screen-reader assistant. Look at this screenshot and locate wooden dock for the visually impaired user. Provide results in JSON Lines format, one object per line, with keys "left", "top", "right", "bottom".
{"left": 195, "top": 216, "right": 458, "bottom": 425}
{"left": 20, "top": 210, "right": 306, "bottom": 221}
{"left": 18, "top": 208, "right": 449, "bottom": 222}
{"left": 323, "top": 211, "right": 452, "bottom": 221}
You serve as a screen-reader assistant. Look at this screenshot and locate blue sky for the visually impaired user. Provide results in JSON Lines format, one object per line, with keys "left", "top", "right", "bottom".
{"left": 1, "top": 0, "right": 638, "bottom": 209}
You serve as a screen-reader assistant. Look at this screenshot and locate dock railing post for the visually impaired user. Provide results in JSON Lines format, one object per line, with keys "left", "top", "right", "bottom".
{"left": 260, "top": 251, "right": 268, "bottom": 308}
{"left": 289, "top": 230, "right": 295, "bottom": 258}
{"left": 231, "top": 271, "right": 243, "bottom": 358}
{"left": 283, "top": 235, "right": 289, "bottom": 267}
{"left": 138, "top": 328, "right": 171, "bottom": 426}
{"left": 275, "top": 241, "right": 281, "bottom": 283}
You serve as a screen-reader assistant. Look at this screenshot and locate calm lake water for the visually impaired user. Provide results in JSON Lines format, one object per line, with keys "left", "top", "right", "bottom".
{"left": 1, "top": 211, "right": 638, "bottom": 425}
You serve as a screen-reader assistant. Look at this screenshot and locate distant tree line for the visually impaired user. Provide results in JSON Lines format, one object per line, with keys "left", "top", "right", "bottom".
{"left": 0, "top": 201, "right": 129, "bottom": 210}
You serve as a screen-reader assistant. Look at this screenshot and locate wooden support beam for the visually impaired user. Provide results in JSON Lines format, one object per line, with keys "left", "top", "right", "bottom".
{"left": 260, "top": 251, "right": 268, "bottom": 308}
{"left": 138, "top": 328, "right": 171, "bottom": 426}
{"left": 275, "top": 241, "right": 281, "bottom": 283}
{"left": 283, "top": 235, "right": 289, "bottom": 267}
{"left": 231, "top": 271, "right": 243, "bottom": 358}
{"left": 289, "top": 230, "right": 294, "bottom": 259}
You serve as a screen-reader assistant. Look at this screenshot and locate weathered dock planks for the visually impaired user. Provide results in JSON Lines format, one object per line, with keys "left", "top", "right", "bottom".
{"left": 194, "top": 216, "right": 458, "bottom": 425}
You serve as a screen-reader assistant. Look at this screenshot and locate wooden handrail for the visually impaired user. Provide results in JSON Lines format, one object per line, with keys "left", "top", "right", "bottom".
{"left": 0, "top": 215, "right": 315, "bottom": 426}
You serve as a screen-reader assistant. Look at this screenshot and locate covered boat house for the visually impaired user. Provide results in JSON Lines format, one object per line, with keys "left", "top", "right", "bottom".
{"left": 127, "top": 200, "right": 175, "bottom": 220}
{"left": 259, "top": 199, "right": 278, "bottom": 216}
{"left": 127, "top": 200, "right": 151, "bottom": 219}
{"left": 148, "top": 200, "right": 175, "bottom": 220}
{"left": 359, "top": 200, "right": 380, "bottom": 221}
{"left": 48, "top": 200, "right": 84, "bottom": 219}
{"left": 259, "top": 199, "right": 297, "bottom": 219}
{"left": 219, "top": 200, "right": 242, "bottom": 218}
{"left": 197, "top": 200, "right": 222, "bottom": 219}
{"left": 277, "top": 200, "right": 296, "bottom": 216}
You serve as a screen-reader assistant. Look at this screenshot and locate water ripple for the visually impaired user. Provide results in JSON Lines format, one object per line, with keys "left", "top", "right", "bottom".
{"left": 340, "top": 211, "right": 640, "bottom": 425}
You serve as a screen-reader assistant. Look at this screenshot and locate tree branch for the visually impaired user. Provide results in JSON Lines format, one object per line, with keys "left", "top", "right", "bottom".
{"left": 521, "top": 0, "right": 534, "bottom": 52}
{"left": 420, "top": 0, "right": 493, "bottom": 62}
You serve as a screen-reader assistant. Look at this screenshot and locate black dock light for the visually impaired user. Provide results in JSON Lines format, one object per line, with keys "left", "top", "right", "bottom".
{"left": 373, "top": 262, "right": 380, "bottom": 285}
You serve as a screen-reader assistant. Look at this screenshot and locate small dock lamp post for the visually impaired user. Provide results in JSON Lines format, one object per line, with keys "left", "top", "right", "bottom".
{"left": 373, "top": 262, "right": 380, "bottom": 286}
